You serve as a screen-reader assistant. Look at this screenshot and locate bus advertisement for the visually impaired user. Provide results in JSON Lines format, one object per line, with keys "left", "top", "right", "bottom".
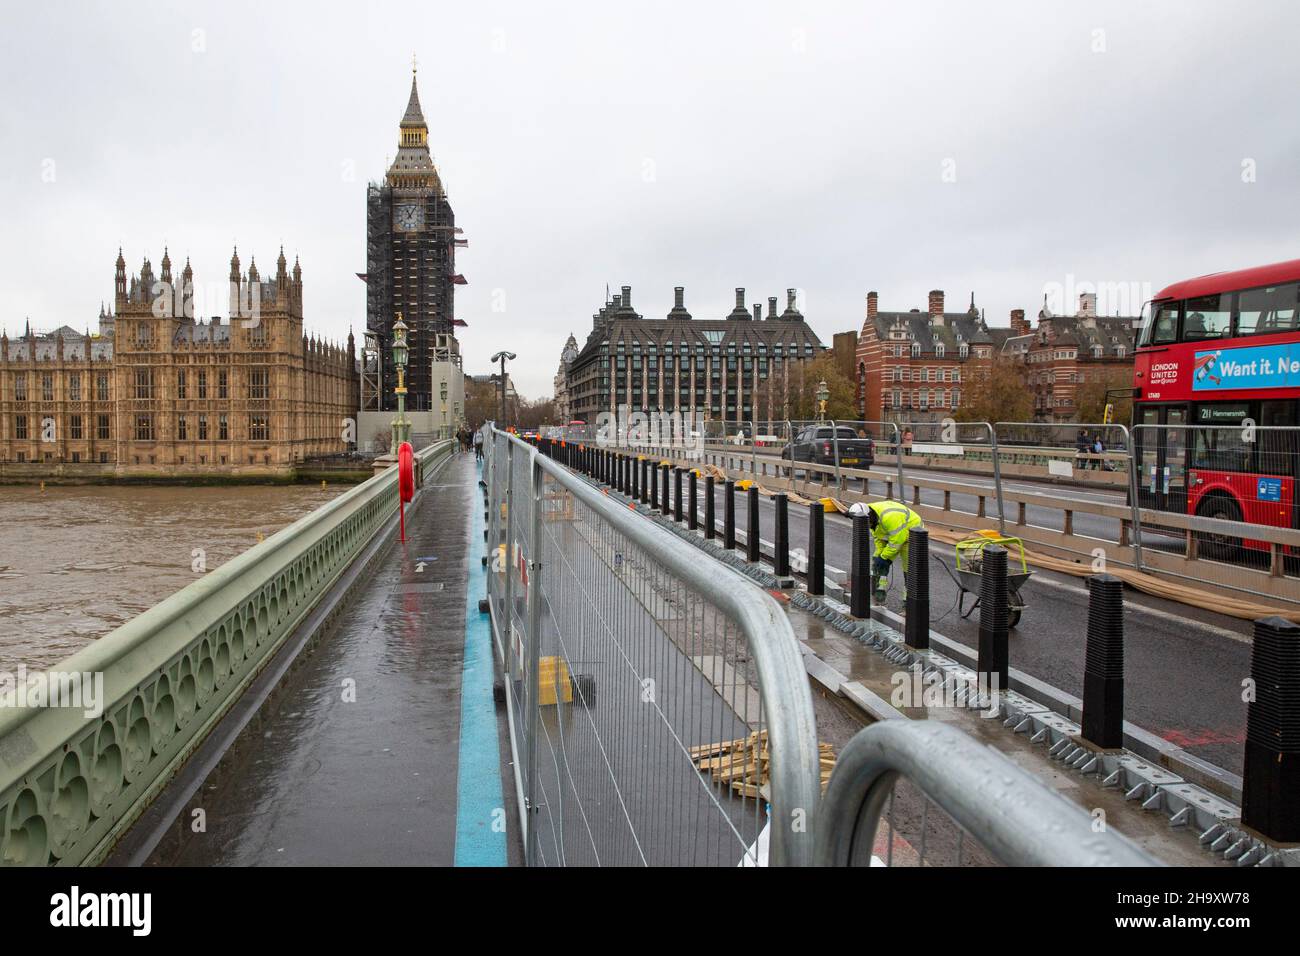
{"left": 1133, "top": 258, "right": 1299, "bottom": 555}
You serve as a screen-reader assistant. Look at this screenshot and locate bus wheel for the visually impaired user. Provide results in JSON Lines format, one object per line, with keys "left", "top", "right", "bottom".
{"left": 1195, "top": 495, "right": 1244, "bottom": 562}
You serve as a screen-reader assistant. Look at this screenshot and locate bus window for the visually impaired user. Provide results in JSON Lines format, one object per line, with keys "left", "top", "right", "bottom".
{"left": 1182, "top": 294, "right": 1232, "bottom": 340}
{"left": 1192, "top": 422, "right": 1253, "bottom": 472}
{"left": 1136, "top": 301, "right": 1155, "bottom": 346}
{"left": 1237, "top": 282, "right": 1300, "bottom": 335}
{"left": 1151, "top": 301, "right": 1181, "bottom": 344}
{"left": 1259, "top": 400, "right": 1299, "bottom": 480}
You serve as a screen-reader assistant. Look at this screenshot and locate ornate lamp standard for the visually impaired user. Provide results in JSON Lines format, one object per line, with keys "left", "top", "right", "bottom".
{"left": 816, "top": 379, "right": 830, "bottom": 421}
{"left": 490, "top": 350, "right": 516, "bottom": 425}
{"left": 391, "top": 312, "right": 411, "bottom": 450}
{"left": 439, "top": 378, "right": 449, "bottom": 439}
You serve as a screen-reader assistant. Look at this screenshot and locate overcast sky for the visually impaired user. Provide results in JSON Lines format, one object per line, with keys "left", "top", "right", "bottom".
{"left": 3, "top": 1, "right": 1298, "bottom": 398}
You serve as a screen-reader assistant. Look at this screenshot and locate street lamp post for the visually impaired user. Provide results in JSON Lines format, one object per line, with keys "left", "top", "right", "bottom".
{"left": 490, "top": 350, "right": 516, "bottom": 425}
{"left": 439, "top": 378, "right": 449, "bottom": 440}
{"left": 391, "top": 313, "right": 411, "bottom": 451}
{"left": 816, "top": 379, "right": 830, "bottom": 421}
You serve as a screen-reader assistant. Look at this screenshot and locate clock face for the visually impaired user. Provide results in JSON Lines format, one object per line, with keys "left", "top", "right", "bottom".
{"left": 395, "top": 203, "right": 424, "bottom": 231}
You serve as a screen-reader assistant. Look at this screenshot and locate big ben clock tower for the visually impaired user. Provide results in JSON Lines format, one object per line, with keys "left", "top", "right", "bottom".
{"left": 365, "top": 63, "right": 462, "bottom": 413}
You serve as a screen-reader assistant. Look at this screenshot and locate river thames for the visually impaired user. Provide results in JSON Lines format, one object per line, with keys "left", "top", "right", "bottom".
{"left": 0, "top": 483, "right": 343, "bottom": 670}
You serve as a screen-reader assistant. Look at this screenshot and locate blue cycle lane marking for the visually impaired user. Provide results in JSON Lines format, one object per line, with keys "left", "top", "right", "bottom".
{"left": 454, "top": 458, "right": 507, "bottom": 866}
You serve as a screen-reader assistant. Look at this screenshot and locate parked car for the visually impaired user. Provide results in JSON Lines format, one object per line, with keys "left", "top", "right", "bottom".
{"left": 781, "top": 425, "right": 875, "bottom": 468}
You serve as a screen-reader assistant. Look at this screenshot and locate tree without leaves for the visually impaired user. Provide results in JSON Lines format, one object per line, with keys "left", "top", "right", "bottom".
{"left": 787, "top": 352, "right": 858, "bottom": 421}
{"left": 953, "top": 355, "right": 1033, "bottom": 424}
{"left": 1075, "top": 367, "right": 1133, "bottom": 426}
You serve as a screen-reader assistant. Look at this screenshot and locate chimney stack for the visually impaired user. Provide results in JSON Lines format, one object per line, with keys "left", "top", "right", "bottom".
{"left": 1079, "top": 292, "right": 1097, "bottom": 318}
{"left": 928, "top": 289, "right": 945, "bottom": 318}
{"left": 1010, "top": 309, "right": 1029, "bottom": 336}
{"left": 753, "top": 303, "right": 762, "bottom": 322}
{"left": 768, "top": 296, "right": 778, "bottom": 320}
{"left": 867, "top": 291, "right": 878, "bottom": 319}
{"left": 667, "top": 286, "right": 692, "bottom": 321}
{"left": 622, "top": 285, "right": 632, "bottom": 310}
{"left": 781, "top": 288, "right": 803, "bottom": 321}
{"left": 729, "top": 287, "right": 751, "bottom": 320}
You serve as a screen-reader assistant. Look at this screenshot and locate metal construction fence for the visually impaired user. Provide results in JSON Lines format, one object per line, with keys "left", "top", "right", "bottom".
{"left": 517, "top": 429, "right": 1167, "bottom": 867}
{"left": 624, "top": 417, "right": 1299, "bottom": 608}
{"left": 815, "top": 720, "right": 1155, "bottom": 867}
{"left": 483, "top": 427, "right": 822, "bottom": 866}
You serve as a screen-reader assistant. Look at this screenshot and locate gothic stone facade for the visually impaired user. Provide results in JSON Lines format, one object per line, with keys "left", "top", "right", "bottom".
{"left": 0, "top": 248, "right": 359, "bottom": 477}
{"left": 566, "top": 285, "right": 824, "bottom": 428}
{"left": 365, "top": 69, "right": 462, "bottom": 413}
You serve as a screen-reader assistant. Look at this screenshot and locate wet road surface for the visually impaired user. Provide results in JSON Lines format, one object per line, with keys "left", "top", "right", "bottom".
{"left": 685, "top": 477, "right": 1253, "bottom": 774}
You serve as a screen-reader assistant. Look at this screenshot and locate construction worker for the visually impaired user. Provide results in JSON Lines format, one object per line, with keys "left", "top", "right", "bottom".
{"left": 867, "top": 500, "right": 924, "bottom": 602}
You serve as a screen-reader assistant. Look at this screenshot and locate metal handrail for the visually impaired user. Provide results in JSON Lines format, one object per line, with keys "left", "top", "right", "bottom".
{"left": 495, "top": 428, "right": 824, "bottom": 866}
{"left": 815, "top": 720, "right": 1158, "bottom": 866}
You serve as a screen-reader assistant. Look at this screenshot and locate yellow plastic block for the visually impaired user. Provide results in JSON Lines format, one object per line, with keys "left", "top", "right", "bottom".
{"left": 736, "top": 479, "right": 754, "bottom": 491}
{"left": 538, "top": 655, "right": 573, "bottom": 706}
{"left": 818, "top": 497, "right": 841, "bottom": 512}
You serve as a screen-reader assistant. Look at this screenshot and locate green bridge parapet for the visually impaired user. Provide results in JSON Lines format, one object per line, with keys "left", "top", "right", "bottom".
{"left": 0, "top": 441, "right": 454, "bottom": 866}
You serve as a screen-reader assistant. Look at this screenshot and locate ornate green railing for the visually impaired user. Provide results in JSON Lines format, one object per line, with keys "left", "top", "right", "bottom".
{"left": 0, "top": 441, "right": 453, "bottom": 866}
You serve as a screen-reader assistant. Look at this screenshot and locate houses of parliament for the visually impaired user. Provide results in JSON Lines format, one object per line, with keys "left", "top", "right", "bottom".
{"left": 0, "top": 248, "right": 358, "bottom": 478}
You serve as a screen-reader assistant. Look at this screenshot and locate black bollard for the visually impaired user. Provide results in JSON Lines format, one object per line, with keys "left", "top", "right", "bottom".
{"left": 724, "top": 481, "right": 737, "bottom": 550}
{"left": 632, "top": 456, "right": 640, "bottom": 501}
{"left": 976, "top": 544, "right": 1009, "bottom": 695}
{"left": 661, "top": 464, "right": 672, "bottom": 516}
{"left": 1242, "top": 616, "right": 1300, "bottom": 842}
{"left": 1081, "top": 573, "right": 1124, "bottom": 749}
{"left": 674, "top": 468, "right": 684, "bottom": 522}
{"left": 650, "top": 459, "right": 659, "bottom": 510}
{"left": 640, "top": 458, "right": 649, "bottom": 504}
{"left": 704, "top": 476, "right": 716, "bottom": 540}
{"left": 746, "top": 487, "right": 761, "bottom": 563}
{"left": 850, "top": 514, "right": 871, "bottom": 618}
{"left": 773, "top": 493, "right": 790, "bottom": 577}
{"left": 905, "top": 528, "right": 930, "bottom": 650}
{"left": 689, "top": 471, "right": 698, "bottom": 530}
{"left": 807, "top": 503, "right": 825, "bottom": 596}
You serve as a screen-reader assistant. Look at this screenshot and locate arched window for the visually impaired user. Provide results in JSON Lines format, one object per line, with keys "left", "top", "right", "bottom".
{"left": 936, "top": 343, "right": 945, "bottom": 358}
{"left": 911, "top": 342, "right": 921, "bottom": 357}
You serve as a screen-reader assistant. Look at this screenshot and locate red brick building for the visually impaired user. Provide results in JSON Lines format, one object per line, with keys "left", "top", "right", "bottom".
{"left": 852, "top": 287, "right": 1135, "bottom": 425}
{"left": 1004, "top": 293, "right": 1136, "bottom": 422}
{"left": 853, "top": 289, "right": 1005, "bottom": 424}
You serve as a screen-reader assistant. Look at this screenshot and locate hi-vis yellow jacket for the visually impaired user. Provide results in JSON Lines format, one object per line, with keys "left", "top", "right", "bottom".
{"left": 868, "top": 501, "right": 924, "bottom": 561}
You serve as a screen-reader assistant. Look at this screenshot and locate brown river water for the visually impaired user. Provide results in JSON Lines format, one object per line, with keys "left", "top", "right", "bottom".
{"left": 0, "top": 483, "right": 344, "bottom": 671}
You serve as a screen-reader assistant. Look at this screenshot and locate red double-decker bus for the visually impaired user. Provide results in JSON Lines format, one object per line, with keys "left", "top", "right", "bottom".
{"left": 1133, "top": 258, "right": 1300, "bottom": 552}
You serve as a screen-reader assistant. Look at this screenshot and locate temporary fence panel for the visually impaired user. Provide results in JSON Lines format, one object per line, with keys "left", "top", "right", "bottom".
{"left": 1132, "top": 423, "right": 1299, "bottom": 600}
{"left": 816, "top": 720, "right": 1156, "bottom": 867}
{"left": 484, "top": 429, "right": 822, "bottom": 866}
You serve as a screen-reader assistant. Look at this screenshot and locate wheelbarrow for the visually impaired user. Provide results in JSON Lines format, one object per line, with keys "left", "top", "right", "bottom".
{"left": 953, "top": 531, "right": 1032, "bottom": 629}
